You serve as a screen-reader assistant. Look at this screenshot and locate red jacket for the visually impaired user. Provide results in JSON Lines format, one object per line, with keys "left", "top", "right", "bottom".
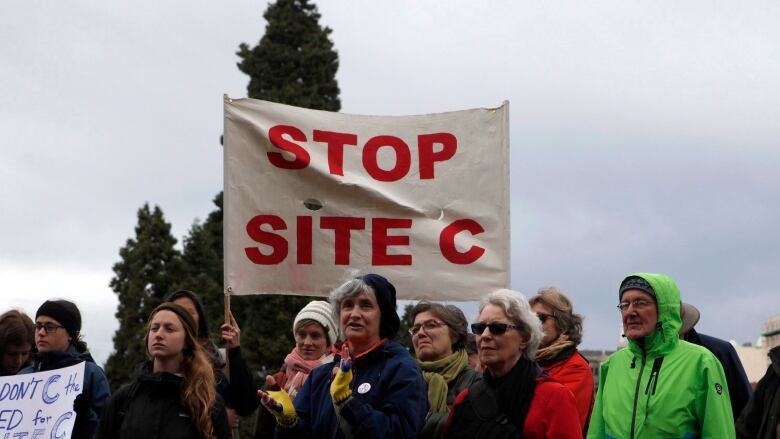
{"left": 446, "top": 372, "right": 582, "bottom": 439}
{"left": 540, "top": 350, "right": 594, "bottom": 430}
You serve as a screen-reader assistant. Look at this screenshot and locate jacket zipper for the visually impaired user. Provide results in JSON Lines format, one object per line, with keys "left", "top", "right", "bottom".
{"left": 629, "top": 352, "right": 646, "bottom": 439}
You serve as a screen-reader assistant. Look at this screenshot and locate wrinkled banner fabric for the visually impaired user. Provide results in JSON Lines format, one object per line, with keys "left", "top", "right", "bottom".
{"left": 223, "top": 97, "right": 509, "bottom": 301}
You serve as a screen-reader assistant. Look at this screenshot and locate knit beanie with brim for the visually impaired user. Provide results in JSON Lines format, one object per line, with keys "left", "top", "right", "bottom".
{"left": 619, "top": 276, "right": 656, "bottom": 300}
{"left": 294, "top": 300, "right": 338, "bottom": 345}
{"left": 360, "top": 274, "right": 400, "bottom": 339}
{"left": 150, "top": 302, "right": 197, "bottom": 335}
{"left": 36, "top": 300, "right": 81, "bottom": 340}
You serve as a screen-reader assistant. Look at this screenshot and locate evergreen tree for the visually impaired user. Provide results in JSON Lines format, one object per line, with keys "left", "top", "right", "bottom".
{"left": 176, "top": 194, "right": 317, "bottom": 379}
{"left": 172, "top": 193, "right": 224, "bottom": 337}
{"left": 105, "top": 203, "right": 182, "bottom": 390}
{"left": 237, "top": 0, "right": 341, "bottom": 111}
{"left": 215, "top": 0, "right": 341, "bottom": 375}
{"left": 398, "top": 303, "right": 415, "bottom": 355}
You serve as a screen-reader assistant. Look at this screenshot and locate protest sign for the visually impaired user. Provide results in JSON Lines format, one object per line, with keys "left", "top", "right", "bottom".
{"left": 0, "top": 362, "right": 84, "bottom": 439}
{"left": 224, "top": 97, "right": 509, "bottom": 301}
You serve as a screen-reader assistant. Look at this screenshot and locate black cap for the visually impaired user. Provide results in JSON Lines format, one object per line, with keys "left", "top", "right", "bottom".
{"left": 150, "top": 302, "right": 197, "bottom": 335}
{"left": 619, "top": 276, "right": 655, "bottom": 300}
{"left": 36, "top": 300, "right": 81, "bottom": 340}
{"left": 359, "top": 274, "right": 400, "bottom": 340}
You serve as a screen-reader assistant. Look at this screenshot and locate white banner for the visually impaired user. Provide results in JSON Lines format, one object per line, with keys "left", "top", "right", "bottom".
{"left": 0, "top": 362, "right": 85, "bottom": 438}
{"left": 223, "top": 97, "right": 509, "bottom": 301}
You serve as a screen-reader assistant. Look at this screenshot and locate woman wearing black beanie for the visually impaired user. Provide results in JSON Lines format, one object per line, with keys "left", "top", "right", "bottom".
{"left": 18, "top": 299, "right": 111, "bottom": 439}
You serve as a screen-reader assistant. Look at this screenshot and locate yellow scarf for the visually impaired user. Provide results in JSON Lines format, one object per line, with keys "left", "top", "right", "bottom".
{"left": 417, "top": 349, "right": 468, "bottom": 413}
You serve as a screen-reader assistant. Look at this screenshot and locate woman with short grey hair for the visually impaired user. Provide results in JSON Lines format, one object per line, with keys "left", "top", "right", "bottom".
{"left": 260, "top": 273, "right": 428, "bottom": 439}
{"left": 444, "top": 289, "right": 581, "bottom": 438}
{"left": 479, "top": 289, "right": 544, "bottom": 360}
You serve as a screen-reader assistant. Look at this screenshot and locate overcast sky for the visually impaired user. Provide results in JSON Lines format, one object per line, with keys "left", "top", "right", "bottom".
{"left": 2, "top": 1, "right": 779, "bottom": 367}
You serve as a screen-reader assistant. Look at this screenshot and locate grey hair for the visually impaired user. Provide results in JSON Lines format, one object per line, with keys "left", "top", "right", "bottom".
{"left": 328, "top": 277, "right": 373, "bottom": 335}
{"left": 478, "top": 289, "right": 544, "bottom": 361}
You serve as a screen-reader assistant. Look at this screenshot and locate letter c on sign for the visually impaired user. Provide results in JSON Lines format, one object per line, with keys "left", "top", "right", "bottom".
{"left": 43, "top": 374, "right": 61, "bottom": 404}
{"left": 439, "top": 219, "right": 486, "bottom": 264}
{"left": 52, "top": 412, "right": 73, "bottom": 439}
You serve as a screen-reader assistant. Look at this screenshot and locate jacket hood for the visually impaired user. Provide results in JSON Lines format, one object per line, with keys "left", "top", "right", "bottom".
{"left": 31, "top": 346, "right": 95, "bottom": 371}
{"left": 623, "top": 273, "right": 682, "bottom": 357}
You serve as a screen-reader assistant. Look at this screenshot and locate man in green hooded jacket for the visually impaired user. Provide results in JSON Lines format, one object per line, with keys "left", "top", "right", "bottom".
{"left": 587, "top": 273, "right": 735, "bottom": 438}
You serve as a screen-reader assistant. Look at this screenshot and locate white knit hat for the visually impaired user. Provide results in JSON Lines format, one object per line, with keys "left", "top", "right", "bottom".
{"left": 293, "top": 300, "right": 338, "bottom": 345}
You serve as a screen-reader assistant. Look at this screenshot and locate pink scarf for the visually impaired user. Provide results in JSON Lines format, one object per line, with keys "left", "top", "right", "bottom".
{"left": 283, "top": 347, "right": 330, "bottom": 399}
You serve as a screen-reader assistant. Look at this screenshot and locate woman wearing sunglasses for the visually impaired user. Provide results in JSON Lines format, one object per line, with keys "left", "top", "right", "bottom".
{"left": 443, "top": 289, "right": 581, "bottom": 439}
{"left": 530, "top": 287, "right": 594, "bottom": 432}
{"left": 19, "top": 300, "right": 111, "bottom": 439}
{"left": 409, "top": 301, "right": 481, "bottom": 439}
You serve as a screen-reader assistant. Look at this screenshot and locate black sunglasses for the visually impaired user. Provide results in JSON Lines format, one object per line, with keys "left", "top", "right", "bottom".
{"left": 470, "top": 322, "right": 520, "bottom": 335}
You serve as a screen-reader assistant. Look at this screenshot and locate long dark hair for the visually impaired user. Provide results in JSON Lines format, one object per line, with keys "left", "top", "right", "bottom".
{"left": 0, "top": 310, "right": 34, "bottom": 373}
{"left": 0, "top": 310, "right": 34, "bottom": 351}
{"left": 165, "top": 290, "right": 224, "bottom": 369}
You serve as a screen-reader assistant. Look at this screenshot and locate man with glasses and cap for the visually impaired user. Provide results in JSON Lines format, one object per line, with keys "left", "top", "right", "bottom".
{"left": 588, "top": 273, "right": 735, "bottom": 439}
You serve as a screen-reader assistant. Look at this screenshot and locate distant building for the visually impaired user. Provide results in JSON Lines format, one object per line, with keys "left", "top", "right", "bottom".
{"left": 734, "top": 344, "right": 770, "bottom": 386}
{"left": 730, "top": 314, "right": 780, "bottom": 387}
{"left": 581, "top": 349, "right": 615, "bottom": 392}
{"left": 762, "top": 314, "right": 780, "bottom": 350}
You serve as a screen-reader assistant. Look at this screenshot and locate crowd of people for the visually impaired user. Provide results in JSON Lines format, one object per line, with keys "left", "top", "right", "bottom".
{"left": 1, "top": 272, "right": 777, "bottom": 438}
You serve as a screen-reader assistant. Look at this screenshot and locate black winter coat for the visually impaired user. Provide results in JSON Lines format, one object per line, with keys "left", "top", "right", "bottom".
{"left": 95, "top": 363, "right": 230, "bottom": 439}
{"left": 736, "top": 345, "right": 780, "bottom": 439}
{"left": 686, "top": 328, "right": 753, "bottom": 419}
{"left": 220, "top": 346, "right": 261, "bottom": 416}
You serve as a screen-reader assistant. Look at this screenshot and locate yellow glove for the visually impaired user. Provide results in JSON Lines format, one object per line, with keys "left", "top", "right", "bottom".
{"left": 330, "top": 345, "right": 353, "bottom": 407}
{"left": 259, "top": 376, "right": 298, "bottom": 427}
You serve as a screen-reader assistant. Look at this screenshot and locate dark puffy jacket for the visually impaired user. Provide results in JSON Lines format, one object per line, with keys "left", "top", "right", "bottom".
{"left": 221, "top": 346, "right": 262, "bottom": 416}
{"left": 686, "top": 328, "right": 753, "bottom": 419}
{"left": 95, "top": 362, "right": 230, "bottom": 439}
{"left": 736, "top": 345, "right": 780, "bottom": 439}
{"left": 444, "top": 364, "right": 582, "bottom": 439}
{"left": 276, "top": 340, "right": 429, "bottom": 439}
{"left": 18, "top": 348, "right": 110, "bottom": 439}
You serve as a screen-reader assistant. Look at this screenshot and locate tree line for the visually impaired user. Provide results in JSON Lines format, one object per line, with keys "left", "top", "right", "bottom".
{"left": 105, "top": 0, "right": 343, "bottom": 394}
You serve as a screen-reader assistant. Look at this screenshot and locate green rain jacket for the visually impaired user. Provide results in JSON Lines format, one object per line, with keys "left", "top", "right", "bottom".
{"left": 587, "top": 273, "right": 735, "bottom": 439}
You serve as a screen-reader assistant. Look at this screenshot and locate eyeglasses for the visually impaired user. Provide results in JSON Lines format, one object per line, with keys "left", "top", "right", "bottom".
{"left": 536, "top": 312, "right": 554, "bottom": 323}
{"left": 409, "top": 319, "right": 445, "bottom": 336}
{"left": 34, "top": 322, "right": 65, "bottom": 333}
{"left": 617, "top": 299, "right": 655, "bottom": 312}
{"left": 470, "top": 322, "right": 520, "bottom": 335}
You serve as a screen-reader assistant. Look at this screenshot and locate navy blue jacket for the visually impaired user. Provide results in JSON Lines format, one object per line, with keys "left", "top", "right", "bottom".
{"left": 277, "top": 340, "right": 429, "bottom": 439}
{"left": 686, "top": 328, "right": 752, "bottom": 419}
{"left": 19, "top": 348, "right": 111, "bottom": 439}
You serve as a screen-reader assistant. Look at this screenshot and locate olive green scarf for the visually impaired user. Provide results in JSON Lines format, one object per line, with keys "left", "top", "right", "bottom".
{"left": 417, "top": 349, "right": 468, "bottom": 413}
